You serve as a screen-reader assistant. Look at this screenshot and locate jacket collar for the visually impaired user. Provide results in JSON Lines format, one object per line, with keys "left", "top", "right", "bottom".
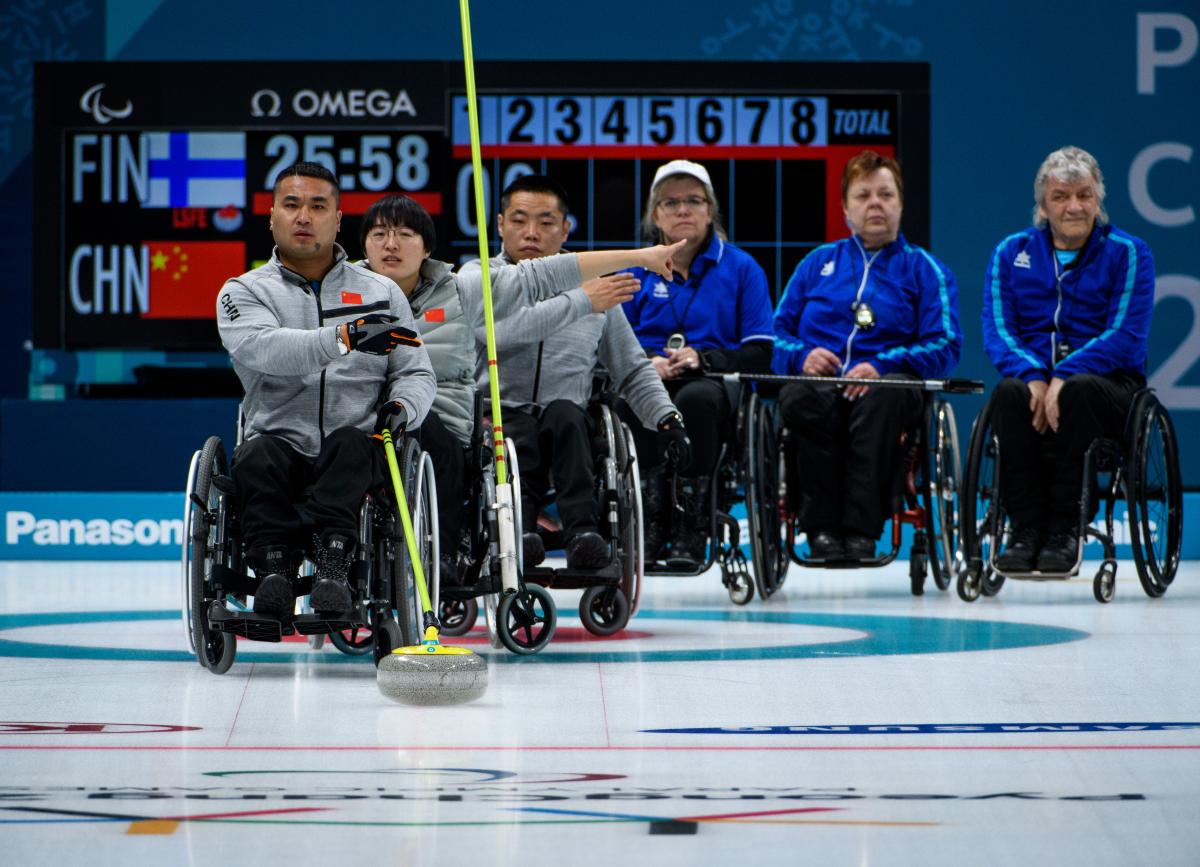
{"left": 1038, "top": 222, "right": 1106, "bottom": 265}
{"left": 850, "top": 232, "right": 907, "bottom": 259}
{"left": 411, "top": 258, "right": 454, "bottom": 302}
{"left": 271, "top": 242, "right": 349, "bottom": 287}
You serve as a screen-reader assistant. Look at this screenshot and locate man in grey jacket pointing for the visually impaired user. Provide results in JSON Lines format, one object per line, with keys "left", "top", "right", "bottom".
{"left": 216, "top": 161, "right": 436, "bottom": 619}
{"left": 463, "top": 175, "right": 690, "bottom": 571}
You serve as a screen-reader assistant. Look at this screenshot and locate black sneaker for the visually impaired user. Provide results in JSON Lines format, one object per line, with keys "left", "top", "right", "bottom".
{"left": 641, "top": 470, "right": 669, "bottom": 562}
{"left": 1036, "top": 530, "right": 1079, "bottom": 574}
{"left": 566, "top": 531, "right": 609, "bottom": 570}
{"left": 665, "top": 531, "right": 708, "bottom": 569}
{"left": 437, "top": 555, "right": 462, "bottom": 587}
{"left": 247, "top": 545, "right": 297, "bottom": 618}
{"left": 843, "top": 533, "right": 877, "bottom": 561}
{"left": 996, "top": 525, "right": 1041, "bottom": 573}
{"left": 522, "top": 532, "right": 546, "bottom": 567}
{"left": 252, "top": 573, "right": 295, "bottom": 619}
{"left": 309, "top": 533, "right": 354, "bottom": 616}
{"left": 807, "top": 530, "right": 844, "bottom": 560}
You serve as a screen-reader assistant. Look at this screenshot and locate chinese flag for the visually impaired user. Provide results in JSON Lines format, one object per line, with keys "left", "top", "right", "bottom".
{"left": 342, "top": 291, "right": 363, "bottom": 304}
{"left": 425, "top": 308, "right": 445, "bottom": 322}
{"left": 142, "top": 241, "right": 246, "bottom": 318}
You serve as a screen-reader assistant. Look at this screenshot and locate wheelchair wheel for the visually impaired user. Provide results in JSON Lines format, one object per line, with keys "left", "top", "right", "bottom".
{"left": 185, "top": 436, "right": 237, "bottom": 674}
{"left": 922, "top": 399, "right": 961, "bottom": 592}
{"left": 745, "top": 394, "right": 789, "bottom": 601}
{"left": 1127, "top": 394, "right": 1183, "bottom": 598}
{"left": 389, "top": 438, "right": 429, "bottom": 647}
{"left": 497, "top": 583, "right": 556, "bottom": 654}
{"left": 438, "top": 598, "right": 479, "bottom": 636}
{"left": 414, "top": 451, "right": 441, "bottom": 614}
{"left": 615, "top": 421, "right": 643, "bottom": 617}
{"left": 330, "top": 625, "right": 375, "bottom": 656}
{"left": 370, "top": 613, "right": 404, "bottom": 666}
{"left": 958, "top": 398, "right": 1006, "bottom": 602}
{"left": 579, "top": 585, "right": 630, "bottom": 636}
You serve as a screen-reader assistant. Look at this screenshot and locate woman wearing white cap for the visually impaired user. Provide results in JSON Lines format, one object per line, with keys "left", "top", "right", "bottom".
{"left": 623, "top": 159, "right": 775, "bottom": 568}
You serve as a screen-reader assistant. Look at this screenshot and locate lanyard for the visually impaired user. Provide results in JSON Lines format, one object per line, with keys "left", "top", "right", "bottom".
{"left": 665, "top": 262, "right": 710, "bottom": 343}
{"left": 841, "top": 237, "right": 883, "bottom": 373}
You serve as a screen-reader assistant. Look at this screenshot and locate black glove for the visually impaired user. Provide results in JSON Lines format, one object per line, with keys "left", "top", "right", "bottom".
{"left": 375, "top": 400, "right": 408, "bottom": 436}
{"left": 343, "top": 314, "right": 422, "bottom": 355}
{"left": 657, "top": 411, "right": 691, "bottom": 471}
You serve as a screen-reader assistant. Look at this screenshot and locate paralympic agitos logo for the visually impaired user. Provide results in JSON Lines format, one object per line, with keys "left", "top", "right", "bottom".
{"left": 79, "top": 84, "right": 133, "bottom": 125}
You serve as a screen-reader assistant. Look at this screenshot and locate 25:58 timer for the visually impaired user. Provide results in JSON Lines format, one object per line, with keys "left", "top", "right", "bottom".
{"left": 259, "top": 133, "right": 431, "bottom": 192}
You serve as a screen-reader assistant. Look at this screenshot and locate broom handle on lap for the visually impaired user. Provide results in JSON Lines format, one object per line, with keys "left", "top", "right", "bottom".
{"left": 381, "top": 430, "right": 434, "bottom": 620}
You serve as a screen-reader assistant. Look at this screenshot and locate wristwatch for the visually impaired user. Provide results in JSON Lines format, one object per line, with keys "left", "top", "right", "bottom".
{"left": 335, "top": 324, "right": 349, "bottom": 356}
{"left": 657, "top": 410, "right": 684, "bottom": 430}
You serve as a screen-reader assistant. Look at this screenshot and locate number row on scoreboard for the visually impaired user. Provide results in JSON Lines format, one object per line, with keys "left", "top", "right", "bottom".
{"left": 451, "top": 95, "right": 829, "bottom": 148}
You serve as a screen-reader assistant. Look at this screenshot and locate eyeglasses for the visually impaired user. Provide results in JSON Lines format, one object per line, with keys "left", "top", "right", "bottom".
{"left": 366, "top": 226, "right": 421, "bottom": 243}
{"left": 657, "top": 196, "right": 708, "bottom": 214}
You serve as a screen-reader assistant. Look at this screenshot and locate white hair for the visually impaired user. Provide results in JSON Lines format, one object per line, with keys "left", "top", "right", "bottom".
{"left": 1032, "top": 145, "right": 1108, "bottom": 227}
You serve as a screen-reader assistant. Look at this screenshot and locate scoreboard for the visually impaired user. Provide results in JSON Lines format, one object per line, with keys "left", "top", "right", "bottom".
{"left": 34, "top": 61, "right": 928, "bottom": 351}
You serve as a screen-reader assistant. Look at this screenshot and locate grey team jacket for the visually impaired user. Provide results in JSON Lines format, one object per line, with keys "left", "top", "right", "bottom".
{"left": 461, "top": 251, "right": 676, "bottom": 429}
{"left": 217, "top": 244, "right": 437, "bottom": 457}
{"left": 362, "top": 257, "right": 477, "bottom": 444}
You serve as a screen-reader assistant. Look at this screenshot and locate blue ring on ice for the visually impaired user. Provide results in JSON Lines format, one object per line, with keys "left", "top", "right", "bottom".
{"left": 0, "top": 609, "right": 1087, "bottom": 664}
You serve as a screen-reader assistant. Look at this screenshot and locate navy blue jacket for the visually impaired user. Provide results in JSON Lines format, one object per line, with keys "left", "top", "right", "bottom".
{"left": 982, "top": 224, "right": 1155, "bottom": 383}
{"left": 772, "top": 233, "right": 961, "bottom": 378}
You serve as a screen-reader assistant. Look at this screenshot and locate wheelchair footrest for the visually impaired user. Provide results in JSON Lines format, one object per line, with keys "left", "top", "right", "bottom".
{"left": 208, "top": 605, "right": 288, "bottom": 642}
{"left": 525, "top": 562, "right": 621, "bottom": 590}
{"left": 795, "top": 552, "right": 897, "bottom": 570}
{"left": 292, "top": 614, "right": 359, "bottom": 635}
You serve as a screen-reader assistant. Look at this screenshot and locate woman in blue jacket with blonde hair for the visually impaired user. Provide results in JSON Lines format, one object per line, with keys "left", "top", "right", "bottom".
{"left": 773, "top": 150, "right": 961, "bottom": 561}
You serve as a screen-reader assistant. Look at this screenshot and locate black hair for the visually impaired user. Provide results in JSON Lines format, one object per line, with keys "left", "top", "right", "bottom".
{"left": 272, "top": 160, "right": 339, "bottom": 200}
{"left": 498, "top": 174, "right": 570, "bottom": 216}
{"left": 360, "top": 194, "right": 437, "bottom": 254}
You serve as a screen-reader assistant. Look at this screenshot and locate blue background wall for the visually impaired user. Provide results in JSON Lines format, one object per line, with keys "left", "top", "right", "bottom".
{"left": 0, "top": 0, "right": 1197, "bottom": 492}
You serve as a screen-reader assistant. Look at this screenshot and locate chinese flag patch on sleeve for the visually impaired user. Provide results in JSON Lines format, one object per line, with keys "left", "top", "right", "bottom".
{"left": 425, "top": 308, "right": 445, "bottom": 323}
{"left": 341, "top": 291, "right": 363, "bottom": 304}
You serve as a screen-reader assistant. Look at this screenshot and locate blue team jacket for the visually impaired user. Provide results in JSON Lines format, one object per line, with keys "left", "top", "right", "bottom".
{"left": 624, "top": 234, "right": 775, "bottom": 354}
{"left": 772, "top": 233, "right": 961, "bottom": 378}
{"left": 982, "top": 224, "right": 1155, "bottom": 383}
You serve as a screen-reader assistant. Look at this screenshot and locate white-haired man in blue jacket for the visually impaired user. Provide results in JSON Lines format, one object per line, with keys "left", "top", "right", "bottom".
{"left": 983, "top": 146, "right": 1155, "bottom": 574}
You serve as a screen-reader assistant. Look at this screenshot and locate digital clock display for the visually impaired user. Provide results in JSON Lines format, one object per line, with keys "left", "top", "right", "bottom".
{"left": 34, "top": 61, "right": 927, "bottom": 350}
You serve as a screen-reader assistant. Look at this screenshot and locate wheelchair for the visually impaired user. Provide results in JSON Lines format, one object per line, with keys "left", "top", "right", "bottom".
{"left": 645, "top": 384, "right": 780, "bottom": 607}
{"left": 442, "top": 399, "right": 642, "bottom": 641}
{"left": 181, "top": 428, "right": 438, "bottom": 674}
{"left": 434, "top": 396, "right": 561, "bottom": 654}
{"left": 524, "top": 402, "right": 643, "bottom": 636}
{"left": 766, "top": 387, "right": 963, "bottom": 596}
{"left": 957, "top": 386, "right": 1183, "bottom": 603}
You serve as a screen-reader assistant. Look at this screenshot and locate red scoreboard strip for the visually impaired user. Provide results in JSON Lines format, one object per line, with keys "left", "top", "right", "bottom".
{"left": 450, "top": 143, "right": 892, "bottom": 246}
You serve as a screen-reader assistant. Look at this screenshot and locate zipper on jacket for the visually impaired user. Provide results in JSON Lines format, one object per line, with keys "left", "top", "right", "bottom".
{"left": 310, "top": 279, "right": 328, "bottom": 441}
{"left": 531, "top": 342, "right": 544, "bottom": 408}
{"left": 842, "top": 238, "right": 882, "bottom": 374}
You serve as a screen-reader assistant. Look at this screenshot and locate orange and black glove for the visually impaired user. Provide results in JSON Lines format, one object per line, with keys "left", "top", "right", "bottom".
{"left": 339, "top": 314, "right": 421, "bottom": 355}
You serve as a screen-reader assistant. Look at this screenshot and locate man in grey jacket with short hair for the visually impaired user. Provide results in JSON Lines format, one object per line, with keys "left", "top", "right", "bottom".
{"left": 217, "top": 162, "right": 436, "bottom": 619}
{"left": 462, "top": 175, "right": 690, "bottom": 570}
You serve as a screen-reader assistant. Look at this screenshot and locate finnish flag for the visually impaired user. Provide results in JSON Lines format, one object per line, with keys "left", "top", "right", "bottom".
{"left": 145, "top": 132, "right": 246, "bottom": 208}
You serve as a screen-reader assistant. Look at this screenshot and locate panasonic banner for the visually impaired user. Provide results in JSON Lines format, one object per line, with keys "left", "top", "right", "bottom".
{"left": 1, "top": 493, "right": 183, "bottom": 561}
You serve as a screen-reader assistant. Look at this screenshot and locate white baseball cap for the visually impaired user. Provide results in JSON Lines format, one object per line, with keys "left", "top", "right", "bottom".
{"left": 651, "top": 159, "right": 711, "bottom": 190}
